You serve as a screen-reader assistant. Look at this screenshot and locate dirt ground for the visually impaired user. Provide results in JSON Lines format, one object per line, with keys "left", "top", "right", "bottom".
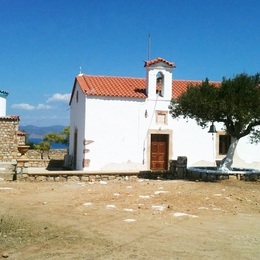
{"left": 0, "top": 177, "right": 259, "bottom": 260}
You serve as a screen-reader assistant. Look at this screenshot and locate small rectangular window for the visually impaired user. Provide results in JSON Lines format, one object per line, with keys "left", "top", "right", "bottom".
{"left": 156, "top": 110, "right": 167, "bottom": 125}
{"left": 219, "top": 135, "right": 231, "bottom": 155}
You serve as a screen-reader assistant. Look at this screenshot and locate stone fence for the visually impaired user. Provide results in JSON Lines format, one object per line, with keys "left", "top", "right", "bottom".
{"left": 25, "top": 149, "right": 67, "bottom": 168}
{"left": 26, "top": 149, "right": 67, "bottom": 160}
{"left": 0, "top": 149, "right": 67, "bottom": 178}
{"left": 18, "top": 173, "right": 139, "bottom": 183}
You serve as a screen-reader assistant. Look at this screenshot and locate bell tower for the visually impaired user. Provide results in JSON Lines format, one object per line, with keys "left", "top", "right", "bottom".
{"left": 144, "top": 57, "right": 175, "bottom": 100}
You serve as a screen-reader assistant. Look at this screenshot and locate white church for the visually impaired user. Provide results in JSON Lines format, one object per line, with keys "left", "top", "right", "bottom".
{"left": 69, "top": 57, "right": 260, "bottom": 172}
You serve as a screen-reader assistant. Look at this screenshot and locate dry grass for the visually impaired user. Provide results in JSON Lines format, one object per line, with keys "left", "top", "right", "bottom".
{"left": 0, "top": 214, "right": 85, "bottom": 250}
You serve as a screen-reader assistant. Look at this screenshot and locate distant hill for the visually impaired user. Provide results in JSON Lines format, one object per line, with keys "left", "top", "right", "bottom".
{"left": 19, "top": 125, "right": 66, "bottom": 139}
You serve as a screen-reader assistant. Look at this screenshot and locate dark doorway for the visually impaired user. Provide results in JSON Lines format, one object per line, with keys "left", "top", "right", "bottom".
{"left": 73, "top": 130, "right": 78, "bottom": 169}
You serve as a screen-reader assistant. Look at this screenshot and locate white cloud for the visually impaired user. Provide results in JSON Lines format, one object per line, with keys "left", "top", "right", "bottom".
{"left": 11, "top": 103, "right": 35, "bottom": 110}
{"left": 36, "top": 104, "right": 53, "bottom": 110}
{"left": 11, "top": 103, "right": 53, "bottom": 110}
{"left": 47, "top": 93, "right": 71, "bottom": 103}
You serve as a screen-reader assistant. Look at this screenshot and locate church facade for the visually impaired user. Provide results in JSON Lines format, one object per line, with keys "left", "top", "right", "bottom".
{"left": 69, "top": 58, "right": 260, "bottom": 171}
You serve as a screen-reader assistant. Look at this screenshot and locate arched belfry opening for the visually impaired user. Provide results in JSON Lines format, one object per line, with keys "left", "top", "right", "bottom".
{"left": 144, "top": 57, "right": 176, "bottom": 100}
{"left": 156, "top": 72, "right": 164, "bottom": 97}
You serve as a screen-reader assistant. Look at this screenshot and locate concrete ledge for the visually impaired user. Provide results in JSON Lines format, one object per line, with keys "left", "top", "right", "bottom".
{"left": 17, "top": 172, "right": 140, "bottom": 182}
{"left": 27, "top": 168, "right": 139, "bottom": 176}
{"left": 12, "top": 167, "right": 260, "bottom": 182}
{"left": 17, "top": 169, "right": 172, "bottom": 182}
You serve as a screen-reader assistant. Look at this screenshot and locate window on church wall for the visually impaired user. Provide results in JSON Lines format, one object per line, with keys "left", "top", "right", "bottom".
{"left": 156, "top": 110, "right": 167, "bottom": 125}
{"left": 76, "top": 91, "right": 79, "bottom": 103}
{"left": 156, "top": 72, "right": 164, "bottom": 97}
{"left": 218, "top": 134, "right": 231, "bottom": 155}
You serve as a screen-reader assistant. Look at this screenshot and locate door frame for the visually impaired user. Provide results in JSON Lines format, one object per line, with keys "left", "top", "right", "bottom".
{"left": 146, "top": 129, "right": 173, "bottom": 170}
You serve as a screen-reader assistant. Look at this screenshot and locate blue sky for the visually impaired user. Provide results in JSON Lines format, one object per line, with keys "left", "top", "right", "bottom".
{"left": 1, "top": 0, "right": 259, "bottom": 127}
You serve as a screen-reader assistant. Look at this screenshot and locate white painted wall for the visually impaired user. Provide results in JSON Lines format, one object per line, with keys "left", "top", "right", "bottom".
{"left": 171, "top": 118, "right": 215, "bottom": 166}
{"left": 172, "top": 121, "right": 260, "bottom": 170}
{"left": 69, "top": 83, "right": 86, "bottom": 170}
{"left": 70, "top": 89, "right": 260, "bottom": 171}
{"left": 0, "top": 93, "right": 7, "bottom": 117}
{"left": 83, "top": 97, "right": 147, "bottom": 171}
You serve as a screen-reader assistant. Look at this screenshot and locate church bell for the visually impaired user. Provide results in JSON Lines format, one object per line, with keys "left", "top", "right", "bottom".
{"left": 208, "top": 123, "right": 217, "bottom": 133}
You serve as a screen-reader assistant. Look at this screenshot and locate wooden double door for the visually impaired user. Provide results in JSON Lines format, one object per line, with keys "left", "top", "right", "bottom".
{"left": 150, "top": 134, "right": 169, "bottom": 170}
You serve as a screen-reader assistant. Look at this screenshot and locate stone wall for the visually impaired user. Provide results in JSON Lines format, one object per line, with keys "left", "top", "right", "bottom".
{"left": 26, "top": 149, "right": 67, "bottom": 160}
{"left": 18, "top": 174, "right": 138, "bottom": 182}
{"left": 26, "top": 149, "right": 67, "bottom": 168}
{"left": 0, "top": 116, "right": 20, "bottom": 162}
{"left": 0, "top": 148, "right": 67, "bottom": 178}
{"left": 17, "top": 132, "right": 26, "bottom": 145}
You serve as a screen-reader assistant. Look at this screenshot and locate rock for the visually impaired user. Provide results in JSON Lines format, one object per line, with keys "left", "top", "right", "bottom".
{"left": 2, "top": 252, "right": 9, "bottom": 258}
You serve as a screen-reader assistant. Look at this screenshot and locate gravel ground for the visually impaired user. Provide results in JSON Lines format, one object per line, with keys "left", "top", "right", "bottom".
{"left": 0, "top": 177, "right": 259, "bottom": 259}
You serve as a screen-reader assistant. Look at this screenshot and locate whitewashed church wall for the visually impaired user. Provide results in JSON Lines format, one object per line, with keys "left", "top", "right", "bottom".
{"left": 169, "top": 118, "right": 215, "bottom": 166}
{"left": 71, "top": 92, "right": 260, "bottom": 171}
{"left": 83, "top": 97, "right": 147, "bottom": 171}
{"left": 82, "top": 97, "right": 216, "bottom": 171}
{"left": 171, "top": 120, "right": 260, "bottom": 169}
{"left": 69, "top": 83, "right": 86, "bottom": 170}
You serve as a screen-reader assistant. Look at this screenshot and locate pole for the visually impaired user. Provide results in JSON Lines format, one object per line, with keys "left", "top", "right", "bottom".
{"left": 148, "top": 33, "right": 151, "bottom": 60}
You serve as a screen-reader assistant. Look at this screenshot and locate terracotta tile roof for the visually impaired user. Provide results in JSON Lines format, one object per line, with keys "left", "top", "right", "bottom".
{"left": 72, "top": 75, "right": 219, "bottom": 102}
{"left": 172, "top": 79, "right": 202, "bottom": 99}
{"left": 76, "top": 75, "right": 147, "bottom": 98}
{"left": 144, "top": 57, "right": 175, "bottom": 68}
{"left": 17, "top": 131, "right": 26, "bottom": 136}
{"left": 0, "top": 115, "right": 20, "bottom": 121}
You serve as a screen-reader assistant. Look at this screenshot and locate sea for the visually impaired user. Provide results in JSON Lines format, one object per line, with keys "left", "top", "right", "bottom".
{"left": 28, "top": 138, "right": 67, "bottom": 149}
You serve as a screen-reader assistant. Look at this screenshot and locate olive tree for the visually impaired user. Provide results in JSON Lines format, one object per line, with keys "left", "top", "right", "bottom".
{"left": 34, "top": 126, "right": 70, "bottom": 158}
{"left": 169, "top": 73, "right": 260, "bottom": 171}
{"left": 42, "top": 126, "right": 70, "bottom": 147}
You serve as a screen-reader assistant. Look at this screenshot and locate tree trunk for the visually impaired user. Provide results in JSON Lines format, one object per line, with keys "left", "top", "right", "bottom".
{"left": 219, "top": 137, "right": 239, "bottom": 172}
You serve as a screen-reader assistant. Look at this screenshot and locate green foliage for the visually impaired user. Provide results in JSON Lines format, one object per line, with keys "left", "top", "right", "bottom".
{"left": 249, "top": 129, "right": 260, "bottom": 144}
{"left": 43, "top": 132, "right": 63, "bottom": 144}
{"left": 43, "top": 126, "right": 70, "bottom": 147}
{"left": 34, "top": 141, "right": 50, "bottom": 152}
{"left": 169, "top": 78, "right": 219, "bottom": 128}
{"left": 60, "top": 126, "right": 70, "bottom": 146}
{"left": 169, "top": 73, "right": 260, "bottom": 141}
{"left": 33, "top": 126, "right": 70, "bottom": 151}
{"left": 27, "top": 141, "right": 36, "bottom": 149}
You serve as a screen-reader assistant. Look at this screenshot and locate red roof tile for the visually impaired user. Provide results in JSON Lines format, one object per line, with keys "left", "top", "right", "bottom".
{"left": 0, "top": 115, "right": 20, "bottom": 121}
{"left": 172, "top": 79, "right": 201, "bottom": 99}
{"left": 76, "top": 75, "right": 147, "bottom": 98}
{"left": 72, "top": 75, "right": 219, "bottom": 101}
{"left": 144, "top": 57, "right": 175, "bottom": 68}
